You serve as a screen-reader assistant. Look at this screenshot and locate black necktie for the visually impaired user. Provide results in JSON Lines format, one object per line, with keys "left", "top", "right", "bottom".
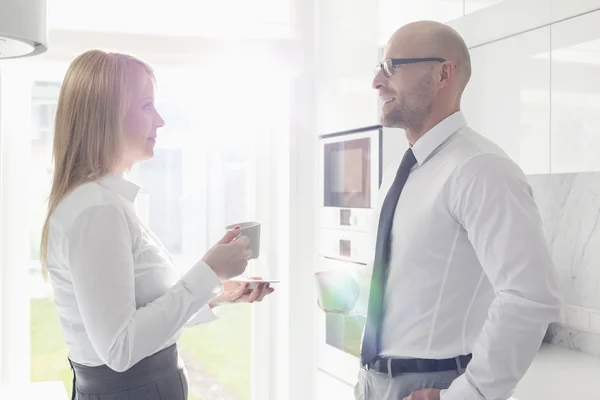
{"left": 360, "top": 148, "right": 417, "bottom": 364}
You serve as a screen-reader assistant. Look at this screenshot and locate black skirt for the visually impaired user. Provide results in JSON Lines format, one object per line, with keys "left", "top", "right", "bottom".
{"left": 69, "top": 344, "right": 188, "bottom": 400}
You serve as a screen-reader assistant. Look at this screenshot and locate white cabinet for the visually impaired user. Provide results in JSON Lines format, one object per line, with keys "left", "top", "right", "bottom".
{"left": 450, "top": 0, "right": 553, "bottom": 50}
{"left": 462, "top": 27, "right": 551, "bottom": 174}
{"left": 379, "top": 0, "right": 464, "bottom": 45}
{"left": 550, "top": 0, "right": 600, "bottom": 22}
{"left": 550, "top": 10, "right": 600, "bottom": 173}
{"left": 316, "top": 370, "right": 354, "bottom": 400}
{"left": 464, "top": 0, "right": 504, "bottom": 14}
{"left": 315, "top": 0, "right": 379, "bottom": 134}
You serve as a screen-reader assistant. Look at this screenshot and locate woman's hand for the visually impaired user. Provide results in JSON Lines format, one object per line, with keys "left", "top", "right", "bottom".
{"left": 202, "top": 228, "right": 252, "bottom": 280}
{"left": 210, "top": 277, "right": 275, "bottom": 308}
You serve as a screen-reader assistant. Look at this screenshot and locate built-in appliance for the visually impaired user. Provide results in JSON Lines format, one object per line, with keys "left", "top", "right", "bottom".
{"left": 316, "top": 126, "right": 382, "bottom": 384}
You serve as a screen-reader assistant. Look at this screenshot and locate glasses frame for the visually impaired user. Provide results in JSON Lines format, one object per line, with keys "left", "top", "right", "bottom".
{"left": 374, "top": 57, "right": 447, "bottom": 78}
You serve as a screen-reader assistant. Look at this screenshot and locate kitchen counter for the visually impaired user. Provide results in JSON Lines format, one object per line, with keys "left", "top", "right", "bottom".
{"left": 318, "top": 342, "right": 600, "bottom": 400}
{"left": 513, "top": 343, "right": 600, "bottom": 399}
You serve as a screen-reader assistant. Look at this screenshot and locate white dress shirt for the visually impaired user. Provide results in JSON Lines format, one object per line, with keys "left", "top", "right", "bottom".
{"left": 357, "top": 112, "right": 562, "bottom": 399}
{"left": 46, "top": 174, "right": 222, "bottom": 372}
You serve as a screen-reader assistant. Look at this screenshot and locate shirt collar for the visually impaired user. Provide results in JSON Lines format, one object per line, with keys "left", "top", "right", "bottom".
{"left": 97, "top": 173, "right": 141, "bottom": 203}
{"left": 411, "top": 111, "right": 467, "bottom": 165}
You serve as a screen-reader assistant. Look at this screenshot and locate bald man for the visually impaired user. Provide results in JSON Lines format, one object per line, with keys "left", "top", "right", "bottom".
{"left": 354, "top": 21, "right": 562, "bottom": 400}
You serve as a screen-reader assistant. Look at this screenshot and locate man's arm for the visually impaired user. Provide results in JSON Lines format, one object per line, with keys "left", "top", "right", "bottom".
{"left": 442, "top": 153, "right": 563, "bottom": 400}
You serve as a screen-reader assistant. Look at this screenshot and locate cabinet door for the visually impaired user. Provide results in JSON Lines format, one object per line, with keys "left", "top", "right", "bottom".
{"left": 550, "top": 10, "right": 600, "bottom": 173}
{"left": 317, "top": 371, "right": 354, "bottom": 400}
{"left": 379, "top": 0, "right": 464, "bottom": 45}
{"left": 316, "top": 0, "right": 379, "bottom": 134}
{"left": 462, "top": 27, "right": 551, "bottom": 174}
{"left": 464, "top": 0, "right": 503, "bottom": 14}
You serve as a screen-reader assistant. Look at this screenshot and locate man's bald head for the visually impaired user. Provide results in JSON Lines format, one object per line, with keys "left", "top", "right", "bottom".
{"left": 386, "top": 21, "right": 471, "bottom": 95}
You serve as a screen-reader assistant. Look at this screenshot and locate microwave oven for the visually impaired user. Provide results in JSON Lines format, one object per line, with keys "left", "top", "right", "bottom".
{"left": 318, "top": 126, "right": 382, "bottom": 233}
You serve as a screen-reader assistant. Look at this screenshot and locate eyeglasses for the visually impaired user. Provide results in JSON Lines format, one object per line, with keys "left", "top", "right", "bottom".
{"left": 374, "top": 57, "right": 446, "bottom": 78}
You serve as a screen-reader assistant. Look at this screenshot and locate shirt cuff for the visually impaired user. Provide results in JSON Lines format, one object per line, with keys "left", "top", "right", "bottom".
{"left": 185, "top": 304, "right": 219, "bottom": 327}
{"left": 441, "top": 374, "right": 486, "bottom": 400}
{"left": 180, "top": 260, "right": 223, "bottom": 305}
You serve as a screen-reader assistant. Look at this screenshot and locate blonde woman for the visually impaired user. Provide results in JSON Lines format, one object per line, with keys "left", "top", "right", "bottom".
{"left": 40, "top": 50, "right": 274, "bottom": 400}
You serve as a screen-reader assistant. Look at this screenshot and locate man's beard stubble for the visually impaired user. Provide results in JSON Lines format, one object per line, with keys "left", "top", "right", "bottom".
{"left": 381, "top": 75, "right": 435, "bottom": 131}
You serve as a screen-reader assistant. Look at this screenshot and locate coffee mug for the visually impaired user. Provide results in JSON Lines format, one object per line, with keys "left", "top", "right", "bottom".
{"left": 314, "top": 271, "right": 360, "bottom": 314}
{"left": 225, "top": 221, "right": 261, "bottom": 260}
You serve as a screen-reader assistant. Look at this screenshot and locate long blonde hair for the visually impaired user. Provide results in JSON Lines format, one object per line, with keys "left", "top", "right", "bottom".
{"left": 40, "top": 50, "right": 154, "bottom": 268}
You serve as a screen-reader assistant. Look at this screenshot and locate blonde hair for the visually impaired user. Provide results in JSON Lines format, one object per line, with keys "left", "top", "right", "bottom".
{"left": 40, "top": 50, "right": 154, "bottom": 269}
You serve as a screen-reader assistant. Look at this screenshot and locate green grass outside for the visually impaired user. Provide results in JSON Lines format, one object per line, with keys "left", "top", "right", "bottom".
{"left": 30, "top": 298, "right": 251, "bottom": 400}
{"left": 180, "top": 305, "right": 252, "bottom": 400}
{"left": 30, "top": 298, "right": 73, "bottom": 391}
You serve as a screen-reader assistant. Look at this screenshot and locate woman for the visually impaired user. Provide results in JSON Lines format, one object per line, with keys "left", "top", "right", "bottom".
{"left": 40, "top": 50, "right": 273, "bottom": 400}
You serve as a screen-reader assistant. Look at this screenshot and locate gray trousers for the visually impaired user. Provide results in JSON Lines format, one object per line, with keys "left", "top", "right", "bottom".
{"left": 69, "top": 344, "right": 188, "bottom": 400}
{"left": 354, "top": 366, "right": 466, "bottom": 400}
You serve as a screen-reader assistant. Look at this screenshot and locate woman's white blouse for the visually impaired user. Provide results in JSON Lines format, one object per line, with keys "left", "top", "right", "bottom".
{"left": 46, "top": 174, "right": 222, "bottom": 372}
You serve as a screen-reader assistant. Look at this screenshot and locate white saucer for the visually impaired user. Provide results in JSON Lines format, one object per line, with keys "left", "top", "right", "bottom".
{"left": 235, "top": 279, "right": 280, "bottom": 284}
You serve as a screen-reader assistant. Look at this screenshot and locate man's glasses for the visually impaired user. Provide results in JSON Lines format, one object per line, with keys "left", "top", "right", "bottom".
{"left": 374, "top": 57, "right": 446, "bottom": 78}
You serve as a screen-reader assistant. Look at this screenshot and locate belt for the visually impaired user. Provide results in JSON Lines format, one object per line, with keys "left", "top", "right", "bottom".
{"left": 362, "top": 354, "right": 472, "bottom": 377}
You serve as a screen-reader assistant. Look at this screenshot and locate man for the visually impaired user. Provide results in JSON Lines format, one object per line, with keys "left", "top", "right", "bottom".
{"left": 342, "top": 20, "right": 562, "bottom": 400}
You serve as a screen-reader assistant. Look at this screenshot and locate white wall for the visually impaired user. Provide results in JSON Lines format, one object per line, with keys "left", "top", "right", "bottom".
{"left": 0, "top": 62, "right": 32, "bottom": 385}
{"left": 47, "top": 0, "right": 290, "bottom": 38}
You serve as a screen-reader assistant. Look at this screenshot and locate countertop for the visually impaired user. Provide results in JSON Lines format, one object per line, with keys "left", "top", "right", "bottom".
{"left": 513, "top": 343, "right": 600, "bottom": 399}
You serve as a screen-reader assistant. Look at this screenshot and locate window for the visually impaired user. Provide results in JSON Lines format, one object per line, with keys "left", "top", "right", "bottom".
{"left": 31, "top": 103, "right": 57, "bottom": 143}
{"left": 23, "top": 63, "right": 289, "bottom": 400}
{"left": 29, "top": 81, "right": 59, "bottom": 262}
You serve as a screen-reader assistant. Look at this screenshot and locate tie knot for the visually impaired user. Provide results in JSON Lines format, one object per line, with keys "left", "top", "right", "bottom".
{"left": 400, "top": 148, "right": 417, "bottom": 171}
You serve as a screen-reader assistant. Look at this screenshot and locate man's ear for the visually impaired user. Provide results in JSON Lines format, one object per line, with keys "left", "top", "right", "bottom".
{"left": 439, "top": 62, "right": 456, "bottom": 87}
{"left": 440, "top": 63, "right": 450, "bottom": 82}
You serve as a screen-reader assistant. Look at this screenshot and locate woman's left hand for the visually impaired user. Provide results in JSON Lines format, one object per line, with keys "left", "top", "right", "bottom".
{"left": 209, "top": 277, "right": 275, "bottom": 308}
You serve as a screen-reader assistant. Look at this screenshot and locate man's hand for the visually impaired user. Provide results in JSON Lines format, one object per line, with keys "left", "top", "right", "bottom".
{"left": 404, "top": 389, "right": 441, "bottom": 400}
{"left": 210, "top": 277, "right": 274, "bottom": 308}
